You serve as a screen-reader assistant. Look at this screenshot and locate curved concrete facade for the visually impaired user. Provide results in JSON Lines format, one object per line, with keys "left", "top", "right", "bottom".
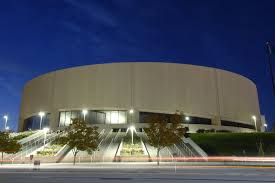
{"left": 18, "top": 62, "right": 261, "bottom": 132}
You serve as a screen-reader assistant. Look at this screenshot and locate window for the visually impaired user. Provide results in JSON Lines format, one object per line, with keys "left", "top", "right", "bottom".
{"left": 183, "top": 116, "right": 212, "bottom": 125}
{"left": 59, "top": 112, "right": 66, "bottom": 127}
{"left": 139, "top": 112, "right": 171, "bottom": 123}
{"left": 118, "top": 111, "right": 127, "bottom": 124}
{"left": 71, "top": 111, "right": 79, "bottom": 120}
{"left": 139, "top": 112, "right": 212, "bottom": 125}
{"left": 65, "top": 111, "right": 71, "bottom": 126}
{"left": 96, "top": 112, "right": 106, "bottom": 124}
{"left": 221, "top": 120, "right": 255, "bottom": 129}
{"left": 23, "top": 113, "right": 50, "bottom": 131}
{"left": 58, "top": 110, "right": 127, "bottom": 126}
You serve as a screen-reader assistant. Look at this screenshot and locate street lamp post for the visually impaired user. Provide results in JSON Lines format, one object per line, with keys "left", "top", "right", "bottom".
{"left": 82, "top": 109, "right": 88, "bottom": 121}
{"left": 264, "top": 124, "right": 268, "bottom": 132}
{"left": 129, "top": 108, "right": 134, "bottom": 125}
{"left": 39, "top": 112, "right": 45, "bottom": 130}
{"left": 252, "top": 115, "right": 257, "bottom": 132}
{"left": 129, "top": 126, "right": 135, "bottom": 145}
{"left": 185, "top": 116, "right": 190, "bottom": 129}
{"left": 3, "top": 115, "right": 8, "bottom": 131}
{"left": 43, "top": 127, "right": 49, "bottom": 148}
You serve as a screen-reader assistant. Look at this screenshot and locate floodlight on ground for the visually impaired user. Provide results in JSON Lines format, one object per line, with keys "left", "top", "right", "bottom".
{"left": 43, "top": 127, "right": 49, "bottom": 132}
{"left": 5, "top": 126, "right": 9, "bottom": 131}
{"left": 185, "top": 116, "right": 190, "bottom": 121}
{"left": 129, "top": 109, "right": 134, "bottom": 114}
{"left": 264, "top": 124, "right": 268, "bottom": 127}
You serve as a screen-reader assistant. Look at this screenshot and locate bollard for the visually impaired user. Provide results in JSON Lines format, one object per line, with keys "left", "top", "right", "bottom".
{"left": 33, "top": 160, "right": 40, "bottom": 171}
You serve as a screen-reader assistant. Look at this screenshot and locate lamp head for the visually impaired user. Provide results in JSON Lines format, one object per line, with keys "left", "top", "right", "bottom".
{"left": 252, "top": 115, "right": 257, "bottom": 121}
{"left": 39, "top": 112, "right": 45, "bottom": 117}
{"left": 129, "top": 109, "right": 134, "bottom": 114}
{"left": 3, "top": 115, "right": 8, "bottom": 120}
{"left": 129, "top": 126, "right": 135, "bottom": 131}
{"left": 82, "top": 109, "right": 88, "bottom": 115}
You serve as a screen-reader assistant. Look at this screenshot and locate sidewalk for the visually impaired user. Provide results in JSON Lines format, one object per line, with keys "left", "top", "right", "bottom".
{"left": 1, "top": 161, "right": 275, "bottom": 170}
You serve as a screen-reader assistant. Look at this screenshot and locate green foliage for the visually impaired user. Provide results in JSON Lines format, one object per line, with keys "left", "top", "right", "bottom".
{"left": 123, "top": 131, "right": 140, "bottom": 144}
{"left": 0, "top": 132, "right": 21, "bottom": 165}
{"left": 145, "top": 113, "right": 185, "bottom": 149}
{"left": 37, "top": 144, "right": 62, "bottom": 157}
{"left": 190, "top": 132, "right": 275, "bottom": 156}
{"left": 196, "top": 129, "right": 231, "bottom": 133}
{"left": 54, "top": 118, "right": 99, "bottom": 165}
{"left": 120, "top": 144, "right": 144, "bottom": 156}
{"left": 120, "top": 131, "right": 144, "bottom": 156}
{"left": 12, "top": 131, "right": 35, "bottom": 141}
{"left": 144, "top": 113, "right": 186, "bottom": 165}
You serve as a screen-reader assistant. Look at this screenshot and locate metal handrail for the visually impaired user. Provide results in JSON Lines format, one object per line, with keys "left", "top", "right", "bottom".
{"left": 179, "top": 142, "right": 195, "bottom": 157}
{"left": 97, "top": 129, "right": 112, "bottom": 150}
{"left": 10, "top": 130, "right": 65, "bottom": 160}
{"left": 18, "top": 130, "right": 44, "bottom": 144}
{"left": 183, "top": 137, "right": 207, "bottom": 157}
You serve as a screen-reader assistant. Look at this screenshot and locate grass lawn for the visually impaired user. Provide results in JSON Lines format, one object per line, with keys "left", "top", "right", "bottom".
{"left": 190, "top": 132, "right": 275, "bottom": 156}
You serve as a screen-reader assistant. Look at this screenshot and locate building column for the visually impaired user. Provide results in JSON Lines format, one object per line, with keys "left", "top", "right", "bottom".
{"left": 49, "top": 110, "right": 59, "bottom": 131}
{"left": 212, "top": 116, "right": 221, "bottom": 126}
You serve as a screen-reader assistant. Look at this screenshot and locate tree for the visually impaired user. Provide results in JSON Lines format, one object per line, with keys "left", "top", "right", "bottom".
{"left": 144, "top": 113, "right": 186, "bottom": 165}
{"left": 54, "top": 119, "right": 99, "bottom": 165}
{"left": 0, "top": 132, "right": 21, "bottom": 165}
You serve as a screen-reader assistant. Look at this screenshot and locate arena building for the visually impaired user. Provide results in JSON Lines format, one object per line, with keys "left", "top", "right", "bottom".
{"left": 18, "top": 62, "right": 262, "bottom": 132}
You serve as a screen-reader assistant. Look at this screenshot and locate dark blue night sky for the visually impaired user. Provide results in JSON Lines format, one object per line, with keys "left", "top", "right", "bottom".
{"left": 0, "top": 0, "right": 274, "bottom": 131}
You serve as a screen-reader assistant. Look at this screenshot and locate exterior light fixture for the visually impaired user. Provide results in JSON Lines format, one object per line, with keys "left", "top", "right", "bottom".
{"left": 129, "top": 109, "right": 134, "bottom": 114}
{"left": 82, "top": 109, "right": 88, "bottom": 121}
{"left": 185, "top": 116, "right": 190, "bottom": 121}
{"left": 39, "top": 112, "right": 45, "bottom": 130}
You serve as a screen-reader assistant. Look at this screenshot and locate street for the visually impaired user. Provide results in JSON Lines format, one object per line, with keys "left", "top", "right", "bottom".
{"left": 0, "top": 164, "right": 275, "bottom": 183}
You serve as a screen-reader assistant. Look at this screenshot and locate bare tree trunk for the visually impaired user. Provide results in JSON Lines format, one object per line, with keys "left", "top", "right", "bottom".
{"left": 157, "top": 135, "right": 161, "bottom": 166}
{"left": 73, "top": 154, "right": 76, "bottom": 166}
{"left": 157, "top": 148, "right": 160, "bottom": 166}
{"left": 73, "top": 149, "right": 78, "bottom": 166}
{"left": 1, "top": 152, "right": 3, "bottom": 165}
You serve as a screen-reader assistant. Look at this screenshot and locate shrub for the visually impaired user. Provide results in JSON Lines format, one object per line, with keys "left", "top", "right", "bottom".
{"left": 196, "top": 129, "right": 205, "bottom": 133}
